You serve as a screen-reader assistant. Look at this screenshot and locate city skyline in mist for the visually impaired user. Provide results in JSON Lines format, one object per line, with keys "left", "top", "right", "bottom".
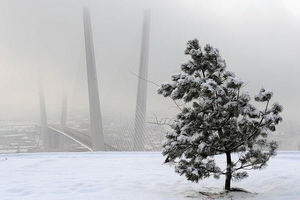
{"left": 1, "top": 0, "right": 300, "bottom": 125}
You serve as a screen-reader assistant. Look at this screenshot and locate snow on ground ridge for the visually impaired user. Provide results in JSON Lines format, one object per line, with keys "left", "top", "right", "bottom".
{"left": 0, "top": 152, "right": 299, "bottom": 200}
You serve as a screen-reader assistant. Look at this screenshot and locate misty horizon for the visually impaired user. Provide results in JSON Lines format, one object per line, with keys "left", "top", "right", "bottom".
{"left": 1, "top": 0, "right": 300, "bottom": 126}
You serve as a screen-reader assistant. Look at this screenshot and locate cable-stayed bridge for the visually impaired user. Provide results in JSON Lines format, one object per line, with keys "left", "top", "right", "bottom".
{"left": 38, "top": 8, "right": 164, "bottom": 152}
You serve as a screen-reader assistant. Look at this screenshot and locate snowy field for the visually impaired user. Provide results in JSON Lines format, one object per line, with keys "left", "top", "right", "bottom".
{"left": 0, "top": 152, "right": 300, "bottom": 200}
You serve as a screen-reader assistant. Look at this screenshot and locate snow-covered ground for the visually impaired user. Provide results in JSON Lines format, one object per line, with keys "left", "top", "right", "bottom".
{"left": 0, "top": 152, "right": 299, "bottom": 200}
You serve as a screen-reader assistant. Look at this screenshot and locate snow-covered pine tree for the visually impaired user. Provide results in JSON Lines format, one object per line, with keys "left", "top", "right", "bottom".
{"left": 157, "top": 39, "right": 283, "bottom": 191}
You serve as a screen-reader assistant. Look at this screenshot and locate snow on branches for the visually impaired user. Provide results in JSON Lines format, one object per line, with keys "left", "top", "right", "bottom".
{"left": 158, "top": 39, "right": 283, "bottom": 190}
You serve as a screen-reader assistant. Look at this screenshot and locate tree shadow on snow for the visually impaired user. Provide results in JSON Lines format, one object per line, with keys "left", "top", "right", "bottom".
{"left": 186, "top": 187, "right": 258, "bottom": 199}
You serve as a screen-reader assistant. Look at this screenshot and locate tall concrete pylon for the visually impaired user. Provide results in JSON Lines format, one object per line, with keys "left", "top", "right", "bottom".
{"left": 38, "top": 76, "right": 50, "bottom": 151}
{"left": 57, "top": 93, "right": 68, "bottom": 151}
{"left": 61, "top": 93, "right": 68, "bottom": 127}
{"left": 82, "top": 7, "right": 105, "bottom": 151}
{"left": 133, "top": 10, "right": 151, "bottom": 151}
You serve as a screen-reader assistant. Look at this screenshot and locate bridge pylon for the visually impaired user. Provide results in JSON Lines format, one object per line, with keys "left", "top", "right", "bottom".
{"left": 57, "top": 93, "right": 68, "bottom": 151}
{"left": 38, "top": 76, "right": 50, "bottom": 151}
{"left": 133, "top": 10, "right": 151, "bottom": 151}
{"left": 61, "top": 93, "right": 68, "bottom": 127}
{"left": 82, "top": 7, "right": 105, "bottom": 151}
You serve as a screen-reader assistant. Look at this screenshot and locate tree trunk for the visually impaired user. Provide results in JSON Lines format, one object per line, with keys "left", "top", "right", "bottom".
{"left": 225, "top": 151, "right": 232, "bottom": 191}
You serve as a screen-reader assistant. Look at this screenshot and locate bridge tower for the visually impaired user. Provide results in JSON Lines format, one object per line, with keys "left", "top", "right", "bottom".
{"left": 38, "top": 77, "right": 50, "bottom": 151}
{"left": 133, "top": 10, "right": 151, "bottom": 151}
{"left": 61, "top": 93, "right": 68, "bottom": 127}
{"left": 82, "top": 7, "right": 105, "bottom": 151}
{"left": 57, "top": 93, "right": 68, "bottom": 151}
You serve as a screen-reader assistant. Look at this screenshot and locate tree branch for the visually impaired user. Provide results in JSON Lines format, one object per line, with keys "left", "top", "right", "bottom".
{"left": 228, "top": 100, "right": 270, "bottom": 152}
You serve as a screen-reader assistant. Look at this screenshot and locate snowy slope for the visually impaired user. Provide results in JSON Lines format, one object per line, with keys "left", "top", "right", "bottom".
{"left": 0, "top": 152, "right": 299, "bottom": 200}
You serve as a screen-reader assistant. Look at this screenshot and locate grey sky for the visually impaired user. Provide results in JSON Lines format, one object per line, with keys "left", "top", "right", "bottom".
{"left": 0, "top": 0, "right": 300, "bottom": 124}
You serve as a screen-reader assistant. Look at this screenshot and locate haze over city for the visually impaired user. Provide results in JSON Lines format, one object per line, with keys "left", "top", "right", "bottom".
{"left": 1, "top": 0, "right": 300, "bottom": 123}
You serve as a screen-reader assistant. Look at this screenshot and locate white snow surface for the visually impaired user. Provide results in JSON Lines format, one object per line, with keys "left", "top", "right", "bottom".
{"left": 0, "top": 152, "right": 300, "bottom": 200}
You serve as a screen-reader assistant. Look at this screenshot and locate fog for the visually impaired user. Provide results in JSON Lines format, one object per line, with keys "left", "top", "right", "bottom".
{"left": 1, "top": 0, "right": 300, "bottom": 124}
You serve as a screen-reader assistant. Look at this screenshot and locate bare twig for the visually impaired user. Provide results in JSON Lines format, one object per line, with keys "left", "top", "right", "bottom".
{"left": 241, "top": 80, "right": 251, "bottom": 88}
{"left": 172, "top": 99, "right": 183, "bottom": 111}
{"left": 148, "top": 113, "right": 174, "bottom": 127}
{"left": 130, "top": 71, "right": 159, "bottom": 87}
{"left": 130, "top": 70, "right": 183, "bottom": 111}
